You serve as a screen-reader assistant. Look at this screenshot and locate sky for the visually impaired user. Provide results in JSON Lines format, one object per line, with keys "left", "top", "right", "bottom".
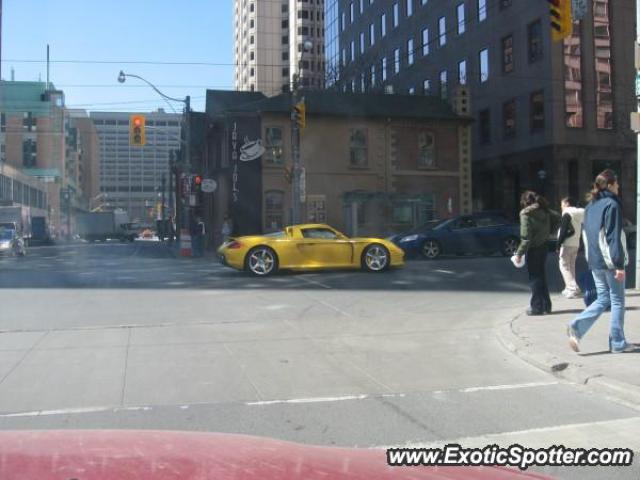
{"left": 1, "top": 0, "right": 234, "bottom": 113}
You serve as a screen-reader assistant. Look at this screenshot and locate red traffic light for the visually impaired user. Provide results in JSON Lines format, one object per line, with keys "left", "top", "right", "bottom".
{"left": 133, "top": 118, "right": 142, "bottom": 126}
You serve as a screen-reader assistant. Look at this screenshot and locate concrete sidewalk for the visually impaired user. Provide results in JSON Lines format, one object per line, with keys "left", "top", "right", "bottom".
{"left": 497, "top": 290, "right": 640, "bottom": 405}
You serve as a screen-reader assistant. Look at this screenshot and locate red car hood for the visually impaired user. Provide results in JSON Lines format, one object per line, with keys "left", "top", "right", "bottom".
{"left": 0, "top": 430, "right": 553, "bottom": 480}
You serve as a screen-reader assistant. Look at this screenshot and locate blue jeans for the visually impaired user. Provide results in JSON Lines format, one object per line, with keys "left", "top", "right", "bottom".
{"left": 569, "top": 269, "right": 626, "bottom": 351}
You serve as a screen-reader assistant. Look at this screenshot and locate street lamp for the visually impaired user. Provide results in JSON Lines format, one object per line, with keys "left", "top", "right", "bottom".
{"left": 291, "top": 39, "right": 313, "bottom": 225}
{"left": 117, "top": 70, "right": 191, "bottom": 231}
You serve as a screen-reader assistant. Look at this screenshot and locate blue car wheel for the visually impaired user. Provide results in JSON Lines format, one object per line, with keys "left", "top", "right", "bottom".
{"left": 421, "top": 239, "right": 441, "bottom": 259}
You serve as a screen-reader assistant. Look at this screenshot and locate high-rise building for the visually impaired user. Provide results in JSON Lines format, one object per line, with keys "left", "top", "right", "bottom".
{"left": 234, "top": 0, "right": 325, "bottom": 96}
{"left": 328, "top": 0, "right": 636, "bottom": 217}
{"left": 90, "top": 111, "right": 181, "bottom": 223}
{"left": 68, "top": 110, "right": 100, "bottom": 205}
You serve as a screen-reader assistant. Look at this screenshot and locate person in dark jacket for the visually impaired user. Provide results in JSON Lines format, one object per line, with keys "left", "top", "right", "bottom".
{"left": 567, "top": 170, "right": 635, "bottom": 353}
{"left": 514, "top": 191, "right": 560, "bottom": 316}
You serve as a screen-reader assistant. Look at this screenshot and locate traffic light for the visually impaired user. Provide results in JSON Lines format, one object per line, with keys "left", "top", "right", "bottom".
{"left": 293, "top": 99, "right": 306, "bottom": 130}
{"left": 129, "top": 114, "right": 146, "bottom": 146}
{"left": 192, "top": 175, "right": 203, "bottom": 193}
{"left": 548, "top": 0, "right": 572, "bottom": 42}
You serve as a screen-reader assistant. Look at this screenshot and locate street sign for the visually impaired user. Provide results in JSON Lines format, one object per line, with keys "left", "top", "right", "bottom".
{"left": 201, "top": 178, "right": 217, "bottom": 193}
{"left": 299, "top": 167, "right": 306, "bottom": 203}
{"left": 572, "top": 0, "right": 587, "bottom": 20}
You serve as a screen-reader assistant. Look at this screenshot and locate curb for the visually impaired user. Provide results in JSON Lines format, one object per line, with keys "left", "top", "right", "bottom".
{"left": 495, "top": 313, "right": 640, "bottom": 407}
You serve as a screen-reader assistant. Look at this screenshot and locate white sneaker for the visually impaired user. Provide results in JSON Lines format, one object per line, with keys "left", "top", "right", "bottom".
{"left": 565, "top": 291, "right": 582, "bottom": 299}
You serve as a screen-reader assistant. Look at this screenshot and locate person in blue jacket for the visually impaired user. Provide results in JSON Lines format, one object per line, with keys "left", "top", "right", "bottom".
{"left": 567, "top": 169, "right": 634, "bottom": 353}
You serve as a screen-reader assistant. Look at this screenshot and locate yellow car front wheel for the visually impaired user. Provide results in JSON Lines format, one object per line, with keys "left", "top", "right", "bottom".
{"left": 245, "top": 246, "right": 279, "bottom": 276}
{"left": 362, "top": 244, "right": 389, "bottom": 272}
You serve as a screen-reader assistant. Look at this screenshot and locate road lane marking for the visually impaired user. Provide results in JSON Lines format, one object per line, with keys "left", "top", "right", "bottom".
{"left": 434, "top": 269, "right": 455, "bottom": 274}
{"left": 454, "top": 381, "right": 559, "bottom": 394}
{"left": 245, "top": 393, "right": 402, "bottom": 406}
{"left": 298, "top": 276, "right": 332, "bottom": 289}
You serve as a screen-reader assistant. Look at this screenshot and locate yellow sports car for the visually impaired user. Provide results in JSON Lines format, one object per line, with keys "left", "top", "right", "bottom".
{"left": 217, "top": 224, "right": 405, "bottom": 276}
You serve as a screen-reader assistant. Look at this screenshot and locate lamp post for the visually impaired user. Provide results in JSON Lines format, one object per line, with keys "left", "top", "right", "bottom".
{"left": 117, "top": 71, "right": 191, "bottom": 230}
{"left": 291, "top": 39, "right": 313, "bottom": 225}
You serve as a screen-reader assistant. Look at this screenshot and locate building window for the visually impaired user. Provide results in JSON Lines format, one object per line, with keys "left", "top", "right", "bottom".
{"left": 23, "top": 112, "right": 36, "bottom": 132}
{"left": 565, "top": 21, "right": 583, "bottom": 128}
{"left": 342, "top": 12, "right": 346, "bottom": 31}
{"left": 350, "top": 2, "right": 355, "bottom": 22}
{"left": 500, "top": 0, "right": 512, "bottom": 9}
{"left": 370, "top": 23, "right": 375, "bottom": 45}
{"left": 307, "top": 196, "right": 327, "bottom": 223}
{"left": 370, "top": 64, "right": 376, "bottom": 87}
{"left": 528, "top": 20, "right": 543, "bottom": 63}
{"left": 349, "top": 129, "right": 368, "bottom": 167}
{"left": 351, "top": 40, "right": 355, "bottom": 61}
{"left": 22, "top": 139, "right": 37, "bottom": 168}
{"left": 478, "top": 0, "right": 487, "bottom": 21}
{"left": 0, "top": 113, "right": 5, "bottom": 132}
{"left": 282, "top": 35, "right": 288, "bottom": 44}
{"left": 393, "top": 3, "right": 399, "bottom": 27}
{"left": 423, "top": 79, "right": 431, "bottom": 94}
{"left": 503, "top": 99, "right": 516, "bottom": 138}
{"left": 530, "top": 90, "right": 545, "bottom": 131}
{"left": 479, "top": 48, "right": 489, "bottom": 82}
{"left": 502, "top": 35, "right": 514, "bottom": 73}
{"left": 394, "top": 48, "right": 401, "bottom": 73}
{"left": 407, "top": 38, "right": 414, "bottom": 65}
{"left": 382, "top": 57, "right": 388, "bottom": 80}
{"left": 593, "top": 0, "right": 613, "bottom": 130}
{"left": 439, "top": 70, "right": 448, "bottom": 100}
{"left": 360, "top": 32, "right": 365, "bottom": 53}
{"left": 417, "top": 132, "right": 436, "bottom": 168}
{"left": 406, "top": 0, "right": 413, "bottom": 16}
{"left": 265, "top": 190, "right": 285, "bottom": 232}
{"left": 381, "top": 13, "right": 387, "bottom": 36}
{"left": 422, "top": 28, "right": 429, "bottom": 55}
{"left": 457, "top": 3, "right": 466, "bottom": 35}
{"left": 360, "top": 0, "right": 364, "bottom": 13}
{"left": 438, "top": 17, "right": 446, "bottom": 46}
{"left": 479, "top": 109, "right": 491, "bottom": 144}
{"left": 458, "top": 59, "right": 467, "bottom": 84}
{"left": 264, "top": 127, "right": 284, "bottom": 164}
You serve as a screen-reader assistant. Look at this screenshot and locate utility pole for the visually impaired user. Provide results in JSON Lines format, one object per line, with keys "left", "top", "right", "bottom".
{"left": 160, "top": 173, "right": 166, "bottom": 223}
{"left": 290, "top": 40, "right": 312, "bottom": 225}
{"left": 183, "top": 95, "right": 191, "bottom": 231}
{"left": 636, "top": 0, "right": 640, "bottom": 288}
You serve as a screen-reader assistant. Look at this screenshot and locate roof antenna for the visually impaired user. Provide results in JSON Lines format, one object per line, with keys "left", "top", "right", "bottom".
{"left": 46, "top": 44, "right": 50, "bottom": 89}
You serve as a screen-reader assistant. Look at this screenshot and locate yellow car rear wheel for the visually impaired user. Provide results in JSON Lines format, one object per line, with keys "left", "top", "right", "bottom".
{"left": 361, "top": 244, "right": 390, "bottom": 272}
{"left": 245, "top": 246, "right": 279, "bottom": 276}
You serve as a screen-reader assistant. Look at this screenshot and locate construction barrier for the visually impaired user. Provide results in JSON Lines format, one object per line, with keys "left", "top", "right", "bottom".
{"left": 179, "top": 229, "right": 192, "bottom": 257}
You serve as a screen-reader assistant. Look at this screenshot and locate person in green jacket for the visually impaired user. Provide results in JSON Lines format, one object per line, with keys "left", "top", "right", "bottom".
{"left": 514, "top": 191, "right": 560, "bottom": 316}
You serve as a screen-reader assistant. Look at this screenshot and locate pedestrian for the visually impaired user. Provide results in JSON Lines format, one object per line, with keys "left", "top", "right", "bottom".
{"left": 514, "top": 190, "right": 560, "bottom": 316}
{"left": 557, "top": 197, "right": 584, "bottom": 299}
{"left": 193, "top": 216, "right": 206, "bottom": 257}
{"left": 221, "top": 213, "right": 232, "bottom": 243}
{"left": 567, "top": 169, "right": 634, "bottom": 353}
{"left": 167, "top": 215, "right": 176, "bottom": 245}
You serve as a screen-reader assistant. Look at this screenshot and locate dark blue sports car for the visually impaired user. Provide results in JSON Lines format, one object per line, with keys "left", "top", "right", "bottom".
{"left": 389, "top": 212, "right": 520, "bottom": 259}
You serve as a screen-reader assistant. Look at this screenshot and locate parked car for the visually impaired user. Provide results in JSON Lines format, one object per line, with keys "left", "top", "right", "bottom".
{"left": 0, "top": 227, "right": 26, "bottom": 257}
{"left": 218, "top": 223, "right": 405, "bottom": 276}
{"left": 389, "top": 213, "right": 520, "bottom": 259}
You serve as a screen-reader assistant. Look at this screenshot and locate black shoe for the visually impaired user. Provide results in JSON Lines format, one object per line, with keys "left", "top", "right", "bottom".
{"left": 526, "top": 309, "right": 544, "bottom": 316}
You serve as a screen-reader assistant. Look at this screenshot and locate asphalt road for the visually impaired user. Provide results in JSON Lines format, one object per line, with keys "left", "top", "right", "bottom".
{"left": 0, "top": 241, "right": 638, "bottom": 479}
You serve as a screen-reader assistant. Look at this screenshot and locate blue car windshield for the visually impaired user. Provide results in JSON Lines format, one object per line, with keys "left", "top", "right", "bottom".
{"left": 0, "top": 230, "right": 13, "bottom": 241}
{"left": 412, "top": 219, "right": 451, "bottom": 233}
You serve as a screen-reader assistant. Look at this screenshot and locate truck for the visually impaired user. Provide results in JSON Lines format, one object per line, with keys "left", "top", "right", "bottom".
{"left": 0, "top": 205, "right": 31, "bottom": 238}
{"left": 76, "top": 210, "right": 138, "bottom": 242}
{"left": 31, "top": 216, "right": 53, "bottom": 245}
